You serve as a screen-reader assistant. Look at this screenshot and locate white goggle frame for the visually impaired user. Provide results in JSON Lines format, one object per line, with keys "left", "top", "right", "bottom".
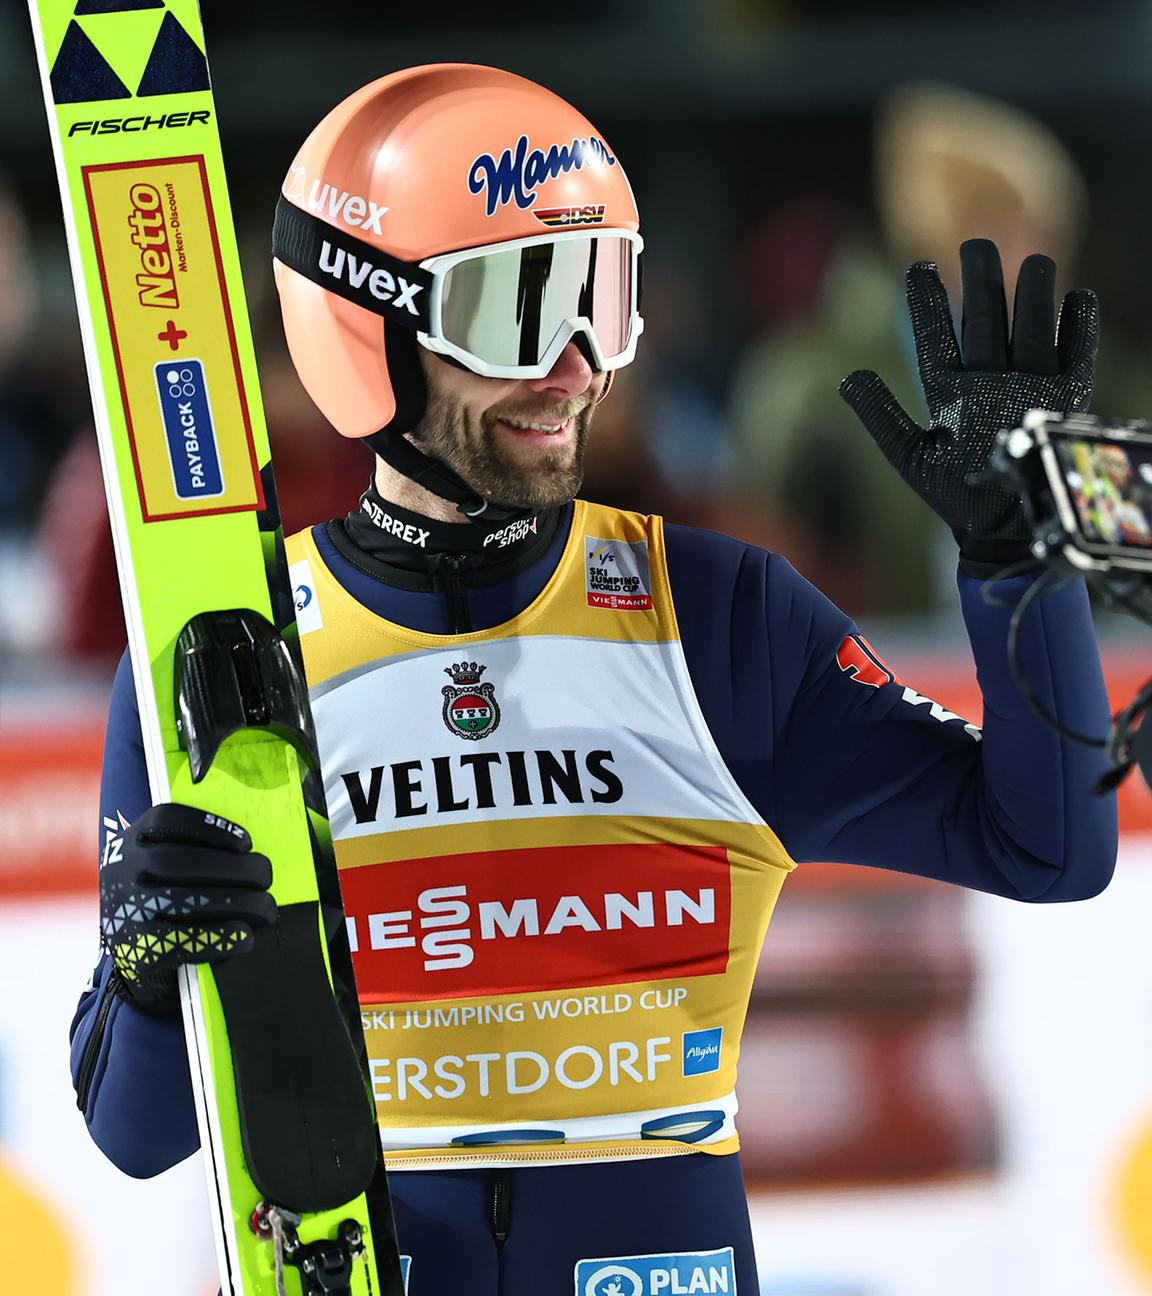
{"left": 416, "top": 228, "right": 644, "bottom": 381}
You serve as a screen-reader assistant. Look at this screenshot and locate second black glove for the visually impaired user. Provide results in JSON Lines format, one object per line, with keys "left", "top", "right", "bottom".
{"left": 99, "top": 801, "right": 277, "bottom": 1012}
{"left": 839, "top": 238, "right": 1098, "bottom": 551}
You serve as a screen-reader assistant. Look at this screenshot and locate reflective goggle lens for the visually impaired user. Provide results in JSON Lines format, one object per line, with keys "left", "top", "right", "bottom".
{"left": 438, "top": 236, "right": 635, "bottom": 370}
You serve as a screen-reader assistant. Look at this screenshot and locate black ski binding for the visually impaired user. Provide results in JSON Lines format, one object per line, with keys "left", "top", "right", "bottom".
{"left": 281, "top": 1216, "right": 366, "bottom": 1295}
{"left": 175, "top": 608, "right": 319, "bottom": 782}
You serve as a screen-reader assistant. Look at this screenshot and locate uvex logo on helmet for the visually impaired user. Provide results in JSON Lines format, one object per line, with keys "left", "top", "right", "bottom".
{"left": 468, "top": 133, "right": 617, "bottom": 217}
{"left": 283, "top": 163, "right": 389, "bottom": 234}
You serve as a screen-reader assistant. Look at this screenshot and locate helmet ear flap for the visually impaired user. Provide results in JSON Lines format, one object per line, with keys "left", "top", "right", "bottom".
{"left": 363, "top": 326, "right": 430, "bottom": 460}
{"left": 382, "top": 322, "right": 429, "bottom": 435}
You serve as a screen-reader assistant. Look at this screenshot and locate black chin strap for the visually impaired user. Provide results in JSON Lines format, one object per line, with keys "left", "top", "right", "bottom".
{"left": 360, "top": 318, "right": 536, "bottom": 535}
{"left": 364, "top": 427, "right": 536, "bottom": 530}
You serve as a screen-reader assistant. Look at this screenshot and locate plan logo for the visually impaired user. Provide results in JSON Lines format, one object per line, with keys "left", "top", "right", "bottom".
{"left": 575, "top": 1248, "right": 736, "bottom": 1295}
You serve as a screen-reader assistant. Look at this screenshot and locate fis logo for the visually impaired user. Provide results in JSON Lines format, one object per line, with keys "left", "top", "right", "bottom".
{"left": 469, "top": 134, "right": 616, "bottom": 217}
{"left": 575, "top": 1248, "right": 737, "bottom": 1296}
{"left": 585, "top": 538, "right": 653, "bottom": 611}
{"left": 535, "top": 204, "right": 607, "bottom": 228}
{"left": 283, "top": 164, "right": 389, "bottom": 234}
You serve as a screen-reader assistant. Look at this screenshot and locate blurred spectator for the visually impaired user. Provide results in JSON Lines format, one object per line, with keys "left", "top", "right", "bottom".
{"left": 726, "top": 82, "right": 1152, "bottom": 617}
{"left": 0, "top": 184, "right": 76, "bottom": 532}
{"left": 0, "top": 182, "right": 81, "bottom": 658}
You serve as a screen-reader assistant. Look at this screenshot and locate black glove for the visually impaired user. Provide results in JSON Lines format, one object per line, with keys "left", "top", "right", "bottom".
{"left": 99, "top": 802, "right": 277, "bottom": 1013}
{"left": 840, "top": 239, "right": 1098, "bottom": 574}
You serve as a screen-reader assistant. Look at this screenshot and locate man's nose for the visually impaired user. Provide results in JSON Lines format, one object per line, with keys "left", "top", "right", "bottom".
{"left": 526, "top": 340, "right": 595, "bottom": 400}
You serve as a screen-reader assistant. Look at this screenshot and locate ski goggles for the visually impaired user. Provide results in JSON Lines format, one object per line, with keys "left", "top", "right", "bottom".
{"left": 418, "top": 230, "right": 644, "bottom": 379}
{"left": 273, "top": 199, "right": 643, "bottom": 381}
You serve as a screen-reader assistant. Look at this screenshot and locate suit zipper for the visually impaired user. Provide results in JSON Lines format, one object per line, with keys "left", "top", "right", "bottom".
{"left": 75, "top": 968, "right": 121, "bottom": 1112}
{"left": 491, "top": 1168, "right": 512, "bottom": 1245}
{"left": 428, "top": 552, "right": 472, "bottom": 634}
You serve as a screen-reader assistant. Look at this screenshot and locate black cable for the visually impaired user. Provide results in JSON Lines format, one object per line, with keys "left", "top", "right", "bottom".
{"left": 979, "top": 566, "right": 1110, "bottom": 747}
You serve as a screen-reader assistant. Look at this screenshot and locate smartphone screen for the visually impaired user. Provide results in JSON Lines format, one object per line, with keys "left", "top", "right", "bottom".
{"left": 1049, "top": 432, "right": 1152, "bottom": 551}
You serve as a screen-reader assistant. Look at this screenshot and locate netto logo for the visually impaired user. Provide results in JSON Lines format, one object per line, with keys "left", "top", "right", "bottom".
{"left": 128, "top": 183, "right": 178, "bottom": 310}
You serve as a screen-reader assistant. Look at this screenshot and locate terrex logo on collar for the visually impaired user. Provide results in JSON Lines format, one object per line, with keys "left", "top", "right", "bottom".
{"left": 468, "top": 134, "right": 616, "bottom": 217}
{"left": 362, "top": 496, "right": 430, "bottom": 548}
{"left": 282, "top": 163, "right": 388, "bottom": 234}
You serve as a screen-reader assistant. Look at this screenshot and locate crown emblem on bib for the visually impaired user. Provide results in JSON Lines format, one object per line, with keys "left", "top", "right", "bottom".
{"left": 442, "top": 661, "right": 501, "bottom": 740}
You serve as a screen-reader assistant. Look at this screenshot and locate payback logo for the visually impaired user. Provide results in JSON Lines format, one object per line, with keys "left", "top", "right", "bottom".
{"left": 468, "top": 134, "right": 616, "bottom": 217}
{"left": 836, "top": 634, "right": 895, "bottom": 688}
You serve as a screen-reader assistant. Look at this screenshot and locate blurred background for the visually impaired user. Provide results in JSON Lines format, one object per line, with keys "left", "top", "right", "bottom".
{"left": 6, "top": 0, "right": 1152, "bottom": 1292}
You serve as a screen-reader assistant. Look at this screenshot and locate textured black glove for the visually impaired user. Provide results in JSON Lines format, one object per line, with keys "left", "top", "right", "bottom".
{"left": 99, "top": 802, "right": 277, "bottom": 1013}
{"left": 840, "top": 239, "right": 1098, "bottom": 572}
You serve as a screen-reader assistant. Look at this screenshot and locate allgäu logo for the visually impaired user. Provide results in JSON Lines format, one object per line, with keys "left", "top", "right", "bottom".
{"left": 468, "top": 134, "right": 616, "bottom": 216}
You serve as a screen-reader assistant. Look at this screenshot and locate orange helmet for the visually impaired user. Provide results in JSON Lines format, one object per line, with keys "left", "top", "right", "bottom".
{"left": 273, "top": 64, "right": 643, "bottom": 451}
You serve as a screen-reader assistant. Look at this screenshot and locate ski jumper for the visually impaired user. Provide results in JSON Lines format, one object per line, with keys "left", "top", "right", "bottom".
{"left": 72, "top": 499, "right": 1118, "bottom": 1294}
